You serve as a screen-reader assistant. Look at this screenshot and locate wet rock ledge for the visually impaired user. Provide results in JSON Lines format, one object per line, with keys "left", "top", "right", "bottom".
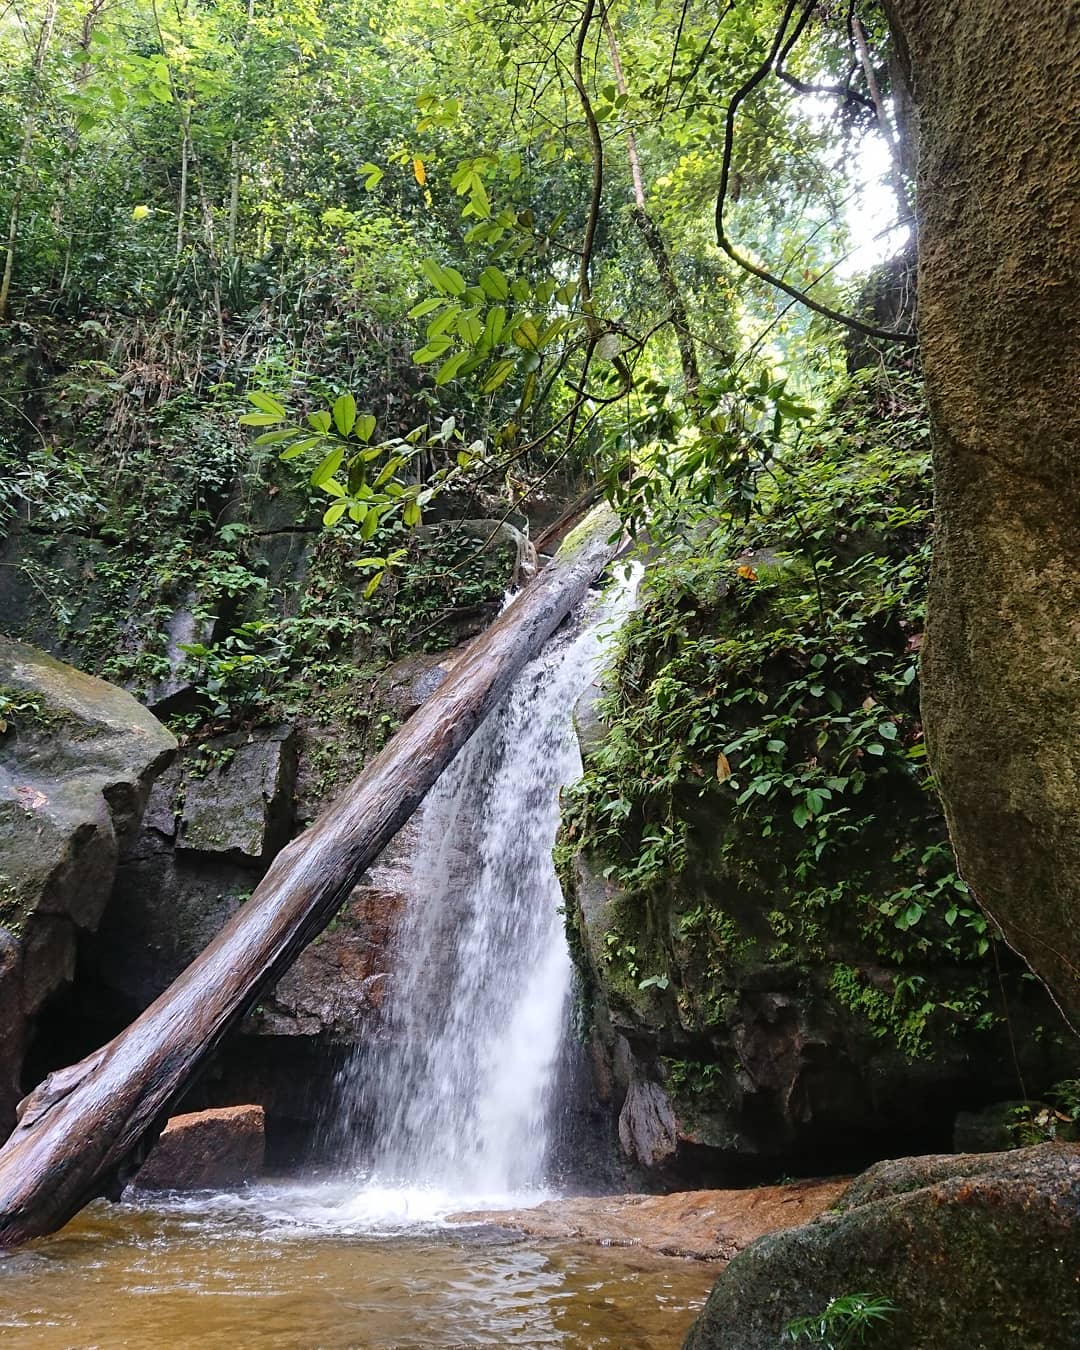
{"left": 450, "top": 1176, "right": 848, "bottom": 1261}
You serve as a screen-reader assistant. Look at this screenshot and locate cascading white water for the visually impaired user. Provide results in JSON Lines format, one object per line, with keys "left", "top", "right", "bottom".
{"left": 333, "top": 569, "right": 637, "bottom": 1206}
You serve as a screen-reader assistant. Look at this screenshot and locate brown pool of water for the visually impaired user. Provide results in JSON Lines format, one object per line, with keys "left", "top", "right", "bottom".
{"left": 0, "top": 1186, "right": 716, "bottom": 1349}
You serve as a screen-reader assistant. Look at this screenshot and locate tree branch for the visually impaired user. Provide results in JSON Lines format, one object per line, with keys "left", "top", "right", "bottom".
{"left": 714, "top": 0, "right": 917, "bottom": 347}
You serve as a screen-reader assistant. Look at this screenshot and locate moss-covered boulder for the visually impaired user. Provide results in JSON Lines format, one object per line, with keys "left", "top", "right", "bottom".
{"left": 560, "top": 370, "right": 1074, "bottom": 1181}
{"left": 683, "top": 1143, "right": 1080, "bottom": 1349}
{"left": 0, "top": 637, "right": 176, "bottom": 1134}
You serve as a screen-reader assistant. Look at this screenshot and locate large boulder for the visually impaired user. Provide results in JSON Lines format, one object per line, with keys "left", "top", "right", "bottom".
{"left": 566, "top": 840, "right": 1067, "bottom": 1185}
{"left": 883, "top": 1, "right": 1080, "bottom": 1029}
{"left": 83, "top": 727, "right": 297, "bottom": 1013}
{"left": 0, "top": 637, "right": 176, "bottom": 1134}
{"left": 683, "top": 1143, "right": 1080, "bottom": 1349}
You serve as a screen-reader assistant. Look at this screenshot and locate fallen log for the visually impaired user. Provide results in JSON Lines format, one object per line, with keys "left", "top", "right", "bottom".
{"left": 0, "top": 505, "right": 621, "bottom": 1247}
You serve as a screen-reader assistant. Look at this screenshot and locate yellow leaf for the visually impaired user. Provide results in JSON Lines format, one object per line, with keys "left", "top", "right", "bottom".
{"left": 413, "top": 157, "right": 426, "bottom": 185}
{"left": 131, "top": 204, "right": 150, "bottom": 221}
{"left": 716, "top": 752, "right": 732, "bottom": 782}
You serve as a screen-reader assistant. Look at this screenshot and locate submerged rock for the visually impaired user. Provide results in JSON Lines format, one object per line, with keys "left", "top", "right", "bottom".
{"left": 683, "top": 1142, "right": 1080, "bottom": 1349}
{"left": 451, "top": 1177, "right": 848, "bottom": 1261}
{"left": 0, "top": 637, "right": 175, "bottom": 1135}
{"left": 134, "top": 1104, "right": 266, "bottom": 1191}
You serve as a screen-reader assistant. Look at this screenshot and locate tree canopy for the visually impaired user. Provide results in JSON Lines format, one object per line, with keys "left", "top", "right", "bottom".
{"left": 1, "top": 0, "right": 913, "bottom": 567}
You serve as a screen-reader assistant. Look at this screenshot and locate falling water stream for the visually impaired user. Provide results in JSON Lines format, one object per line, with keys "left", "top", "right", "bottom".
{"left": 0, "top": 568, "right": 716, "bottom": 1347}
{"left": 331, "top": 572, "right": 637, "bottom": 1206}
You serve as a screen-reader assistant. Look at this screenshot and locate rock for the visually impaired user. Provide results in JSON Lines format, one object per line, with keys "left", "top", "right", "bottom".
{"left": 373, "top": 650, "right": 457, "bottom": 723}
{"left": 246, "top": 879, "right": 406, "bottom": 1039}
{"left": 619, "top": 1077, "right": 679, "bottom": 1170}
{"left": 177, "top": 726, "right": 296, "bottom": 862}
{"left": 953, "top": 1099, "right": 1035, "bottom": 1153}
{"left": 416, "top": 517, "right": 535, "bottom": 586}
{"left": 566, "top": 834, "right": 1072, "bottom": 1183}
{"left": 0, "top": 637, "right": 176, "bottom": 1135}
{"left": 887, "top": 0, "right": 1080, "bottom": 1034}
{"left": 683, "top": 1143, "right": 1080, "bottom": 1349}
{"left": 137, "top": 593, "right": 217, "bottom": 714}
{"left": 451, "top": 1176, "right": 848, "bottom": 1261}
{"left": 133, "top": 1104, "right": 265, "bottom": 1191}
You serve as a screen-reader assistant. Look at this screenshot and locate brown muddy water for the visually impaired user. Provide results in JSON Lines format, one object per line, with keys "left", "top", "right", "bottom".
{"left": 0, "top": 1181, "right": 716, "bottom": 1349}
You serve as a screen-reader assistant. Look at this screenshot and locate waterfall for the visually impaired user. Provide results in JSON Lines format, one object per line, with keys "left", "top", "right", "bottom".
{"left": 332, "top": 569, "right": 636, "bottom": 1204}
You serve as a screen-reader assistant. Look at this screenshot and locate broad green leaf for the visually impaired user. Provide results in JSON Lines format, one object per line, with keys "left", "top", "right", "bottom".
{"left": 427, "top": 304, "right": 462, "bottom": 338}
{"left": 247, "top": 392, "right": 287, "bottom": 417}
{"left": 435, "top": 350, "right": 469, "bottom": 385}
{"left": 442, "top": 266, "right": 467, "bottom": 296}
{"left": 484, "top": 306, "right": 507, "bottom": 346}
{"left": 479, "top": 266, "right": 508, "bottom": 300}
{"left": 279, "top": 435, "right": 324, "bottom": 460}
{"left": 413, "top": 336, "right": 454, "bottom": 363}
{"left": 512, "top": 318, "right": 540, "bottom": 350}
{"left": 420, "top": 257, "right": 451, "bottom": 293}
{"left": 482, "top": 357, "right": 515, "bottom": 392}
{"left": 311, "top": 446, "right": 344, "bottom": 487}
{"left": 333, "top": 393, "right": 357, "bottom": 436}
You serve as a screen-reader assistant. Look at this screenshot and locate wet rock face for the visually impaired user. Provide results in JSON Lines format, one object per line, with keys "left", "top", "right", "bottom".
{"left": 248, "top": 882, "right": 404, "bottom": 1040}
{"left": 0, "top": 637, "right": 176, "bottom": 1135}
{"left": 176, "top": 727, "right": 297, "bottom": 863}
{"left": 683, "top": 1143, "right": 1080, "bottom": 1350}
{"left": 618, "top": 1077, "right": 678, "bottom": 1171}
{"left": 134, "top": 1104, "right": 265, "bottom": 1191}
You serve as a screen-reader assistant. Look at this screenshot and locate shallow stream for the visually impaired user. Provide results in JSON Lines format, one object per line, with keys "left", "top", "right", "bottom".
{"left": 0, "top": 573, "right": 720, "bottom": 1348}
{"left": 0, "top": 1182, "right": 715, "bottom": 1348}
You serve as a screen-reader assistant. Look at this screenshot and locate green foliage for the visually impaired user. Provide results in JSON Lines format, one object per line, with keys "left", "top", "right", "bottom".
{"left": 784, "top": 1293, "right": 899, "bottom": 1349}
{"left": 1007, "top": 1080, "right": 1080, "bottom": 1146}
{"left": 561, "top": 367, "right": 1003, "bottom": 1053}
{"left": 0, "top": 685, "right": 46, "bottom": 736}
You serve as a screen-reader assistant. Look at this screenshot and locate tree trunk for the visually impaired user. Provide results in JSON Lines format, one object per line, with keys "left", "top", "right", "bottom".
{"left": 885, "top": 0, "right": 1080, "bottom": 1030}
{"left": 0, "top": 0, "right": 59, "bottom": 319}
{"left": 603, "top": 16, "right": 701, "bottom": 403}
{"left": 0, "top": 507, "right": 621, "bottom": 1247}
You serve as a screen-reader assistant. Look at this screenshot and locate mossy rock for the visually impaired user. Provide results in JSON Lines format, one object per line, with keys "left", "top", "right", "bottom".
{"left": 684, "top": 1143, "right": 1080, "bottom": 1349}
{"left": 0, "top": 637, "right": 176, "bottom": 1134}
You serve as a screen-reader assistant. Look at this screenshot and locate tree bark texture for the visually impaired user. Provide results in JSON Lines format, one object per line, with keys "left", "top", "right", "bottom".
{"left": 886, "top": 0, "right": 1080, "bottom": 1029}
{"left": 0, "top": 507, "right": 621, "bottom": 1247}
